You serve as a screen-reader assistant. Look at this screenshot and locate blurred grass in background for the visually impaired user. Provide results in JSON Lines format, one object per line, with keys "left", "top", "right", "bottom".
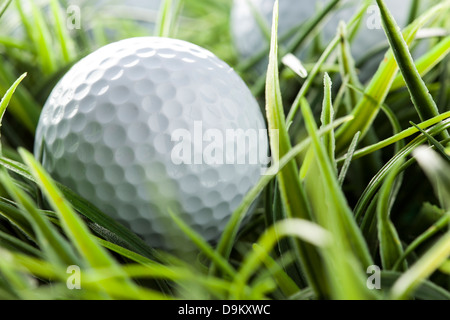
{"left": 0, "top": 0, "right": 448, "bottom": 300}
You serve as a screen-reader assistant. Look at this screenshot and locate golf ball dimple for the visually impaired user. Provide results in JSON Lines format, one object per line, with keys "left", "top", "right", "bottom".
{"left": 231, "top": 0, "right": 414, "bottom": 76}
{"left": 35, "top": 37, "right": 268, "bottom": 250}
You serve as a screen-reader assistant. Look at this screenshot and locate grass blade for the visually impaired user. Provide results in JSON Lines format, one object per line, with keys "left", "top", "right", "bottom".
{"left": 410, "top": 122, "right": 450, "bottom": 162}
{"left": 377, "top": 160, "right": 407, "bottom": 271}
{"left": 231, "top": 218, "right": 331, "bottom": 299}
{"left": 261, "top": 0, "right": 328, "bottom": 297}
{"left": 337, "top": 112, "right": 450, "bottom": 164}
{"left": 376, "top": 0, "right": 447, "bottom": 137}
{"left": 300, "top": 97, "right": 373, "bottom": 299}
{"left": 50, "top": 0, "right": 75, "bottom": 63}
{"left": 0, "top": 73, "right": 26, "bottom": 155}
{"left": 0, "top": 170, "right": 80, "bottom": 267}
{"left": 390, "top": 36, "right": 450, "bottom": 91}
{"left": 212, "top": 115, "right": 353, "bottom": 275}
{"left": 320, "top": 73, "right": 336, "bottom": 173}
{"left": 0, "top": 0, "right": 12, "bottom": 19}
{"left": 391, "top": 231, "right": 450, "bottom": 300}
{"left": 338, "top": 131, "right": 361, "bottom": 186}
{"left": 18, "top": 148, "right": 142, "bottom": 298}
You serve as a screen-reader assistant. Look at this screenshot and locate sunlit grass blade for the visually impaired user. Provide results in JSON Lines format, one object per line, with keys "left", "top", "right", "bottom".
{"left": 337, "top": 112, "right": 450, "bottom": 164}
{"left": 4, "top": 250, "right": 169, "bottom": 299}
{"left": 301, "top": 97, "right": 372, "bottom": 266}
{"left": 238, "top": 0, "right": 341, "bottom": 74}
{"left": 119, "top": 264, "right": 230, "bottom": 298}
{"left": 212, "top": 115, "right": 353, "bottom": 275}
{"left": 261, "top": 0, "right": 328, "bottom": 297}
{"left": 18, "top": 148, "right": 141, "bottom": 298}
{"left": 0, "top": 73, "right": 26, "bottom": 155}
{"left": 300, "top": 97, "right": 373, "bottom": 299}
{"left": 0, "top": 64, "right": 40, "bottom": 132}
{"left": 28, "top": 0, "right": 57, "bottom": 74}
{"left": 391, "top": 231, "right": 450, "bottom": 300}
{"left": 376, "top": 0, "right": 447, "bottom": 139}
{"left": 382, "top": 271, "right": 450, "bottom": 300}
{"left": 391, "top": 36, "right": 450, "bottom": 91}
{"left": 337, "top": 21, "right": 362, "bottom": 110}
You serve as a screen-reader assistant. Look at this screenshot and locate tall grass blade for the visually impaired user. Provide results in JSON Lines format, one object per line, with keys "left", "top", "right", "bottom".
{"left": 262, "top": 0, "right": 328, "bottom": 297}
{"left": 300, "top": 97, "right": 373, "bottom": 299}
{"left": 390, "top": 36, "right": 450, "bottom": 91}
{"left": 376, "top": 0, "right": 447, "bottom": 138}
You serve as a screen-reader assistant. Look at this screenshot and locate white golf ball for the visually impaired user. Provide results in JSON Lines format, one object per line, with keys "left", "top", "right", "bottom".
{"left": 231, "top": 0, "right": 414, "bottom": 75}
{"left": 34, "top": 37, "right": 268, "bottom": 250}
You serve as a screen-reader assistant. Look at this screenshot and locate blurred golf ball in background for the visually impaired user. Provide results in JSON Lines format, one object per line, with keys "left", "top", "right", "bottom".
{"left": 231, "top": 0, "right": 416, "bottom": 78}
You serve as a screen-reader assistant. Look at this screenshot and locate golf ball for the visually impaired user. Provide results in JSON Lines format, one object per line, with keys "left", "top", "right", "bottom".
{"left": 34, "top": 37, "right": 268, "bottom": 250}
{"left": 231, "top": 0, "right": 414, "bottom": 76}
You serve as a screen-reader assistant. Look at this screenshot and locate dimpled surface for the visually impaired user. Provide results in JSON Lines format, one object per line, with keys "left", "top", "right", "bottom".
{"left": 231, "top": 0, "right": 412, "bottom": 72}
{"left": 35, "top": 37, "right": 267, "bottom": 250}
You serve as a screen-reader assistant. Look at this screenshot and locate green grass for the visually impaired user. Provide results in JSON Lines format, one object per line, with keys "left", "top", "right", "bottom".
{"left": 0, "top": 0, "right": 448, "bottom": 300}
